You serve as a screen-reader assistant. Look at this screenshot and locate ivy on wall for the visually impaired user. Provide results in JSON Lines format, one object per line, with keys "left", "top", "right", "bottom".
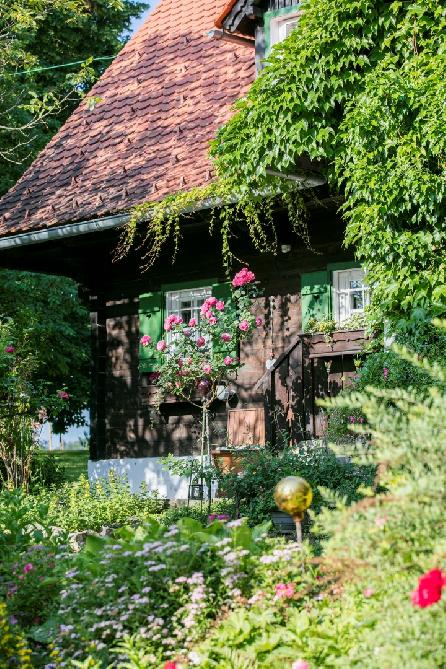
{"left": 210, "top": 0, "right": 446, "bottom": 325}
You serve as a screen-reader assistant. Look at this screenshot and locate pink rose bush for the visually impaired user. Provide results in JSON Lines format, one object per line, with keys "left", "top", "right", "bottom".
{"left": 139, "top": 268, "right": 260, "bottom": 404}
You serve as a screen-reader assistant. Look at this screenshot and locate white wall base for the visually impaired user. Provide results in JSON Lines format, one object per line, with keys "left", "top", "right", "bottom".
{"left": 88, "top": 456, "right": 214, "bottom": 500}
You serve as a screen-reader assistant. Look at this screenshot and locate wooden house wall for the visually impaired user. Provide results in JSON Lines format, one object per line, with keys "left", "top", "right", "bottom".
{"left": 85, "top": 206, "right": 352, "bottom": 460}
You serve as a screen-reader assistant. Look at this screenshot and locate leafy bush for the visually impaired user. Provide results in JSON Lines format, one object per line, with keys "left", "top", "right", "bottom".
{"left": 34, "top": 473, "right": 166, "bottom": 533}
{"left": 50, "top": 517, "right": 271, "bottom": 666}
{"left": 29, "top": 451, "right": 66, "bottom": 491}
{"left": 216, "top": 445, "right": 375, "bottom": 526}
{"left": 0, "top": 601, "right": 33, "bottom": 668}
{"left": 189, "top": 337, "right": 446, "bottom": 668}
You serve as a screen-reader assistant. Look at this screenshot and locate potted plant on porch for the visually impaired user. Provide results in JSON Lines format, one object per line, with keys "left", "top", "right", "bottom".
{"left": 140, "top": 267, "right": 262, "bottom": 508}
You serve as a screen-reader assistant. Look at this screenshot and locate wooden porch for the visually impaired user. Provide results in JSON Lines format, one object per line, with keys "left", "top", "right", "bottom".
{"left": 261, "top": 329, "right": 367, "bottom": 445}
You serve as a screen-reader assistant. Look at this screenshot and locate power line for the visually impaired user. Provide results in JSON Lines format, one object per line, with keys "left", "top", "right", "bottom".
{"left": 15, "top": 55, "right": 115, "bottom": 76}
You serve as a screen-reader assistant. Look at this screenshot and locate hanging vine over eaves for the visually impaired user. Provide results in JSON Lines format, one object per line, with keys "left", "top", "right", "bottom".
{"left": 115, "top": 176, "right": 310, "bottom": 272}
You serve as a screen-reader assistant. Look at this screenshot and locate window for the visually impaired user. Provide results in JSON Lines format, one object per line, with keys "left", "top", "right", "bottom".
{"left": 332, "top": 269, "right": 370, "bottom": 324}
{"left": 268, "top": 11, "right": 300, "bottom": 49}
{"left": 165, "top": 286, "right": 211, "bottom": 342}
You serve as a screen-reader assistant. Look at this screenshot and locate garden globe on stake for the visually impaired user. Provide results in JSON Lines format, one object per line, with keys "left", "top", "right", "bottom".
{"left": 274, "top": 476, "right": 313, "bottom": 544}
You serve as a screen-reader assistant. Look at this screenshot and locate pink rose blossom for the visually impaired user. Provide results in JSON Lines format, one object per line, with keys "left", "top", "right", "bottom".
{"left": 197, "top": 379, "right": 210, "bottom": 393}
{"left": 204, "top": 310, "right": 213, "bottom": 319}
{"left": 183, "top": 328, "right": 192, "bottom": 338}
{"left": 232, "top": 267, "right": 256, "bottom": 287}
{"left": 239, "top": 320, "right": 250, "bottom": 332}
{"left": 189, "top": 318, "right": 197, "bottom": 327}
{"left": 363, "top": 587, "right": 374, "bottom": 598}
{"left": 202, "top": 364, "right": 212, "bottom": 374}
{"left": 139, "top": 335, "right": 151, "bottom": 347}
{"left": 156, "top": 340, "right": 167, "bottom": 352}
{"left": 57, "top": 391, "right": 70, "bottom": 400}
{"left": 292, "top": 661, "right": 309, "bottom": 669}
{"left": 224, "top": 356, "right": 234, "bottom": 366}
{"left": 23, "top": 563, "right": 33, "bottom": 574}
{"left": 164, "top": 321, "right": 172, "bottom": 332}
{"left": 383, "top": 367, "right": 389, "bottom": 379}
{"left": 207, "top": 296, "right": 217, "bottom": 306}
{"left": 209, "top": 316, "right": 218, "bottom": 325}
{"left": 255, "top": 317, "right": 263, "bottom": 327}
{"left": 5, "top": 345, "right": 15, "bottom": 353}
{"left": 196, "top": 337, "right": 206, "bottom": 348}
{"left": 215, "top": 300, "right": 225, "bottom": 311}
{"left": 221, "top": 332, "right": 232, "bottom": 343}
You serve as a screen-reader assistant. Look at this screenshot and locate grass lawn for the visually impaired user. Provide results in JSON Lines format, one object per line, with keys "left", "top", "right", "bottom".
{"left": 52, "top": 449, "right": 89, "bottom": 481}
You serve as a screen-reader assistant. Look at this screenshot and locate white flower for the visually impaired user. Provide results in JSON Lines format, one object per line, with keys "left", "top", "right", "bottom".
{"left": 189, "top": 651, "right": 202, "bottom": 665}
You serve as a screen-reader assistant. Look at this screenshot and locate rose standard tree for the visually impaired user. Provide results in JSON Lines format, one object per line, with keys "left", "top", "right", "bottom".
{"left": 140, "top": 268, "right": 262, "bottom": 503}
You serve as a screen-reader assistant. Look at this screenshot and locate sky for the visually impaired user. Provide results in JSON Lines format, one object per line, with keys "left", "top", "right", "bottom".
{"left": 41, "top": 0, "right": 161, "bottom": 449}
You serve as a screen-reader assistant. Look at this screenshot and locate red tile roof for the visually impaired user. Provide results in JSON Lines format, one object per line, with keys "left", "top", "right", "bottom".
{"left": 0, "top": 0, "right": 255, "bottom": 238}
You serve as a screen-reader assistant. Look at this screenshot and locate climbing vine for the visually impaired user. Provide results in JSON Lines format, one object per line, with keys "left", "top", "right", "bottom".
{"left": 209, "top": 0, "right": 446, "bottom": 326}
{"left": 117, "top": 176, "right": 308, "bottom": 272}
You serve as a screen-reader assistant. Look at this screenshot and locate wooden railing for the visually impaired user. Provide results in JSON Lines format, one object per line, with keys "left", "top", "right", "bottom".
{"left": 259, "top": 329, "right": 367, "bottom": 444}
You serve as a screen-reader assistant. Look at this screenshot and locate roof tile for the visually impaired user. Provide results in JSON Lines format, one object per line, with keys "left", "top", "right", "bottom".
{"left": 0, "top": 0, "right": 254, "bottom": 237}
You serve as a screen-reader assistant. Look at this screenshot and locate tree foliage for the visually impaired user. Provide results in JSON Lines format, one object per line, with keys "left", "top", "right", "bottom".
{"left": 211, "top": 0, "right": 446, "bottom": 325}
{"left": 0, "top": 0, "right": 148, "bottom": 196}
{"left": 0, "top": 270, "right": 90, "bottom": 432}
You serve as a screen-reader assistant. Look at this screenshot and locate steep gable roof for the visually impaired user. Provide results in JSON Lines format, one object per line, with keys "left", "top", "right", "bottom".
{"left": 0, "top": 0, "right": 255, "bottom": 238}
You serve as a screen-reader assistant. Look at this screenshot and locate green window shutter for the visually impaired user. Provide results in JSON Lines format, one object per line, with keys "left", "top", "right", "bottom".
{"left": 300, "top": 270, "right": 331, "bottom": 332}
{"left": 139, "top": 291, "right": 164, "bottom": 372}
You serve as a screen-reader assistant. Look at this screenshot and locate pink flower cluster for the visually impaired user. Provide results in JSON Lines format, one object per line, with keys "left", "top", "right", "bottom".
{"left": 349, "top": 415, "right": 364, "bottom": 424}
{"left": 411, "top": 569, "right": 446, "bottom": 608}
{"left": 232, "top": 267, "right": 255, "bottom": 288}
{"left": 164, "top": 314, "right": 183, "bottom": 331}
{"left": 383, "top": 366, "right": 389, "bottom": 379}
{"left": 292, "top": 661, "right": 309, "bottom": 669}
{"left": 221, "top": 332, "right": 232, "bottom": 343}
{"left": 200, "top": 296, "right": 225, "bottom": 323}
{"left": 140, "top": 335, "right": 151, "bottom": 347}
{"left": 275, "top": 582, "right": 295, "bottom": 599}
{"left": 57, "top": 390, "right": 70, "bottom": 400}
{"left": 239, "top": 320, "right": 250, "bottom": 332}
{"left": 4, "top": 345, "right": 15, "bottom": 354}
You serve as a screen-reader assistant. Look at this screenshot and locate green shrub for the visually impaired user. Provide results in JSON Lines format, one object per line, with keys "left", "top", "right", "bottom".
{"left": 217, "top": 445, "right": 375, "bottom": 526}
{"left": 29, "top": 451, "right": 66, "bottom": 491}
{"left": 190, "top": 338, "right": 446, "bottom": 668}
{"left": 50, "top": 516, "right": 272, "bottom": 666}
{"left": 0, "top": 601, "right": 33, "bottom": 668}
{"left": 34, "top": 473, "right": 166, "bottom": 533}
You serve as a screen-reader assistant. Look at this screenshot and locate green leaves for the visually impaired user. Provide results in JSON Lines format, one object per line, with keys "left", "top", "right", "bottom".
{"left": 211, "top": 0, "right": 446, "bottom": 325}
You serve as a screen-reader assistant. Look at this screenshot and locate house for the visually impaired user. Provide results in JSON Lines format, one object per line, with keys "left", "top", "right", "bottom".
{"left": 0, "top": 0, "right": 368, "bottom": 496}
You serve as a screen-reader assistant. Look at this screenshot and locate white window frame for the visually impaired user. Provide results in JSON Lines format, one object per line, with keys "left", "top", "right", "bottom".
{"left": 165, "top": 286, "right": 211, "bottom": 343}
{"left": 269, "top": 11, "right": 301, "bottom": 49}
{"left": 332, "top": 269, "right": 370, "bottom": 325}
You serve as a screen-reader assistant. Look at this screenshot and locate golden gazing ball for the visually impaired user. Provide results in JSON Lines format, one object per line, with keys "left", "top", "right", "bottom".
{"left": 274, "top": 476, "right": 313, "bottom": 521}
